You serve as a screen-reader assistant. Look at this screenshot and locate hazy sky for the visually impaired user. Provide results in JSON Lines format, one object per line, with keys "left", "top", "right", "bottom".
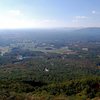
{"left": 0, "top": 0, "right": 100, "bottom": 29}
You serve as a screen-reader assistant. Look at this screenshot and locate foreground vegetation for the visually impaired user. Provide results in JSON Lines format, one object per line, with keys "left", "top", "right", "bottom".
{"left": 0, "top": 57, "right": 100, "bottom": 100}
{"left": 0, "top": 77, "right": 99, "bottom": 100}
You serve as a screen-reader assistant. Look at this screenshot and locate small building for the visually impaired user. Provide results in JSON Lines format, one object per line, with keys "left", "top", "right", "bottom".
{"left": 44, "top": 68, "right": 49, "bottom": 72}
{"left": 16, "top": 55, "right": 23, "bottom": 60}
{"left": 82, "top": 48, "right": 88, "bottom": 51}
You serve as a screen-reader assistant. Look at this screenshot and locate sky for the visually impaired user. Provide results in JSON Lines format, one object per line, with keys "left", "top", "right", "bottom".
{"left": 0, "top": 0, "right": 100, "bottom": 29}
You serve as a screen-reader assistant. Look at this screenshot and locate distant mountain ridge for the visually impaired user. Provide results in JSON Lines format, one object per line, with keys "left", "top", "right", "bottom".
{"left": 0, "top": 27, "right": 100, "bottom": 44}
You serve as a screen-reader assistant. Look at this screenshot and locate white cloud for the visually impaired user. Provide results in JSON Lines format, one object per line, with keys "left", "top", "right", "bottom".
{"left": 0, "top": 12, "right": 65, "bottom": 29}
{"left": 75, "top": 16, "right": 88, "bottom": 19}
{"left": 0, "top": 9, "right": 68, "bottom": 28}
{"left": 0, "top": 9, "right": 68, "bottom": 29}
{"left": 72, "top": 16, "right": 88, "bottom": 24}
{"left": 8, "top": 10, "right": 23, "bottom": 16}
